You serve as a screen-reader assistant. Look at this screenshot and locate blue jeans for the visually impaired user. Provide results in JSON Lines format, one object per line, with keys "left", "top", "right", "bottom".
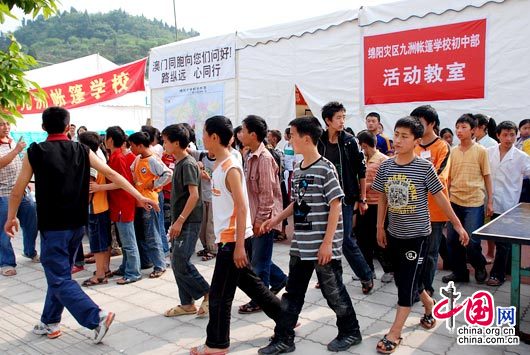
{"left": 171, "top": 222, "right": 210, "bottom": 305}
{"left": 134, "top": 208, "right": 166, "bottom": 271}
{"left": 341, "top": 204, "right": 372, "bottom": 281}
{"left": 447, "top": 203, "right": 486, "bottom": 278}
{"left": 40, "top": 227, "right": 100, "bottom": 329}
{"left": 246, "top": 231, "right": 287, "bottom": 288}
{"left": 116, "top": 221, "right": 141, "bottom": 280}
{"left": 422, "top": 222, "right": 446, "bottom": 294}
{"left": 158, "top": 191, "right": 169, "bottom": 254}
{"left": 0, "top": 194, "right": 38, "bottom": 267}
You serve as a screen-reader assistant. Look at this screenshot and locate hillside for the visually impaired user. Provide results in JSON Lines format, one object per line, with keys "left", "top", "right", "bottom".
{"left": 0, "top": 8, "right": 199, "bottom": 66}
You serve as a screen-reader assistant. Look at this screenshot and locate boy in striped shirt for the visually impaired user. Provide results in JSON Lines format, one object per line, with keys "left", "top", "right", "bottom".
{"left": 259, "top": 116, "right": 362, "bottom": 354}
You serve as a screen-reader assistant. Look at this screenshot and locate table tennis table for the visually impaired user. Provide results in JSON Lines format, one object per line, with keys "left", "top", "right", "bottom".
{"left": 473, "top": 202, "right": 530, "bottom": 341}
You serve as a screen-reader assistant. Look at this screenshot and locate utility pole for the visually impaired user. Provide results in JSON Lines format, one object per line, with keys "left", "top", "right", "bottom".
{"left": 173, "top": 0, "right": 178, "bottom": 41}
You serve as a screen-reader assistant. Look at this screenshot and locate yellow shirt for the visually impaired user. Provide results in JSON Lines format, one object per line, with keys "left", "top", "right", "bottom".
{"left": 448, "top": 143, "right": 490, "bottom": 207}
{"left": 523, "top": 139, "right": 530, "bottom": 156}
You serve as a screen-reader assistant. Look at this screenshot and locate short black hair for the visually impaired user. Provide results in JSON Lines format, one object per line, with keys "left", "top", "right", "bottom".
{"left": 284, "top": 127, "right": 290, "bottom": 135}
{"left": 518, "top": 119, "right": 530, "bottom": 129}
{"left": 496, "top": 120, "right": 518, "bottom": 135}
{"left": 456, "top": 113, "right": 477, "bottom": 129}
{"left": 105, "top": 126, "right": 126, "bottom": 148}
{"left": 366, "top": 112, "right": 381, "bottom": 122}
{"left": 288, "top": 116, "right": 323, "bottom": 145}
{"left": 268, "top": 129, "right": 282, "bottom": 143}
{"left": 440, "top": 128, "right": 454, "bottom": 137}
{"left": 128, "top": 132, "right": 151, "bottom": 147}
{"left": 162, "top": 124, "right": 190, "bottom": 149}
{"left": 42, "top": 107, "right": 70, "bottom": 134}
{"left": 78, "top": 131, "right": 101, "bottom": 153}
{"left": 321, "top": 101, "right": 345, "bottom": 124}
{"left": 394, "top": 116, "right": 424, "bottom": 139}
{"left": 204, "top": 115, "right": 233, "bottom": 147}
{"left": 180, "top": 123, "right": 196, "bottom": 144}
{"left": 357, "top": 130, "right": 376, "bottom": 148}
{"left": 242, "top": 115, "right": 268, "bottom": 142}
{"left": 77, "top": 126, "right": 87, "bottom": 135}
{"left": 141, "top": 125, "right": 158, "bottom": 144}
{"left": 410, "top": 105, "right": 440, "bottom": 128}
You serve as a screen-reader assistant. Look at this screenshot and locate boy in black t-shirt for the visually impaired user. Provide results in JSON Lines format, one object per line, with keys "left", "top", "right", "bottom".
{"left": 372, "top": 117, "right": 468, "bottom": 354}
{"left": 161, "top": 124, "right": 210, "bottom": 318}
{"left": 4, "top": 107, "right": 156, "bottom": 344}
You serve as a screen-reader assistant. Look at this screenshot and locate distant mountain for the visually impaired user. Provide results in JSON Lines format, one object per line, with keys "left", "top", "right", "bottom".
{"left": 0, "top": 8, "right": 199, "bottom": 66}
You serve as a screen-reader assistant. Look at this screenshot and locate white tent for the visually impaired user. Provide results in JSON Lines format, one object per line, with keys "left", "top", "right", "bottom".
{"left": 149, "top": 0, "right": 529, "bottom": 136}
{"left": 15, "top": 54, "right": 150, "bottom": 137}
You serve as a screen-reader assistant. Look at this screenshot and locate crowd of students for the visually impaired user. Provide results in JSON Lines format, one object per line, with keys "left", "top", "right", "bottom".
{"left": 0, "top": 104, "right": 529, "bottom": 354}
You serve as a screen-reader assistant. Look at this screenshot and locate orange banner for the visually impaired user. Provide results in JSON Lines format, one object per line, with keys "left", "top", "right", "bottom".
{"left": 20, "top": 58, "right": 147, "bottom": 114}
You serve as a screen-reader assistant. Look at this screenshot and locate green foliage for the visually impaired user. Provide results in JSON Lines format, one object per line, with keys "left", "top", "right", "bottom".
{"left": 4, "top": 8, "right": 199, "bottom": 65}
{"left": 0, "top": 0, "right": 58, "bottom": 123}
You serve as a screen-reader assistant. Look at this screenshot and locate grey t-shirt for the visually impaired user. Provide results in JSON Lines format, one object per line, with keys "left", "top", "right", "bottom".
{"left": 372, "top": 157, "right": 443, "bottom": 239}
{"left": 170, "top": 155, "right": 203, "bottom": 223}
{"left": 290, "top": 157, "right": 344, "bottom": 261}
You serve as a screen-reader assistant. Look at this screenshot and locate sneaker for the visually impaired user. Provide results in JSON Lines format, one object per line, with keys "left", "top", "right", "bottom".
{"left": 475, "top": 267, "right": 488, "bottom": 284}
{"left": 258, "top": 337, "right": 295, "bottom": 354}
{"left": 441, "top": 272, "right": 469, "bottom": 283}
{"left": 71, "top": 265, "right": 85, "bottom": 274}
{"left": 381, "top": 272, "right": 394, "bottom": 283}
{"left": 94, "top": 310, "right": 115, "bottom": 344}
{"left": 327, "top": 332, "right": 362, "bottom": 352}
{"left": 22, "top": 253, "right": 40, "bottom": 263}
{"left": 33, "top": 322, "right": 61, "bottom": 339}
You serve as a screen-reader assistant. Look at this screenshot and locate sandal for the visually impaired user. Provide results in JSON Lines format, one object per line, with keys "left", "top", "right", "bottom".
{"left": 376, "top": 335, "right": 402, "bottom": 354}
{"left": 361, "top": 279, "right": 374, "bottom": 295}
{"left": 238, "top": 302, "right": 262, "bottom": 314}
{"left": 149, "top": 269, "right": 166, "bottom": 278}
{"left": 164, "top": 305, "right": 197, "bottom": 317}
{"left": 201, "top": 252, "right": 216, "bottom": 261}
{"left": 190, "top": 344, "right": 229, "bottom": 355}
{"left": 1, "top": 267, "right": 16, "bottom": 276}
{"left": 420, "top": 313, "right": 437, "bottom": 329}
{"left": 82, "top": 277, "right": 108, "bottom": 287}
{"left": 486, "top": 276, "right": 503, "bottom": 286}
{"left": 197, "top": 300, "right": 209, "bottom": 318}
{"left": 93, "top": 270, "right": 113, "bottom": 278}
{"left": 116, "top": 277, "right": 140, "bottom": 285}
{"left": 196, "top": 249, "right": 208, "bottom": 257}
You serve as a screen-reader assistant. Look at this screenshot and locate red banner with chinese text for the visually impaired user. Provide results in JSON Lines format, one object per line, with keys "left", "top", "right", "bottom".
{"left": 19, "top": 58, "right": 147, "bottom": 114}
{"left": 364, "top": 19, "right": 486, "bottom": 105}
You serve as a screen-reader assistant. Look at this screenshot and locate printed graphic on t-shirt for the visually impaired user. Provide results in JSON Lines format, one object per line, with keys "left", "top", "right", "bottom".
{"left": 293, "top": 176, "right": 314, "bottom": 230}
{"left": 386, "top": 174, "right": 418, "bottom": 214}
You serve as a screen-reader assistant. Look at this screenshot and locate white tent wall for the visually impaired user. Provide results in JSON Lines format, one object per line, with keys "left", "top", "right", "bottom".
{"left": 359, "top": 0, "right": 529, "bottom": 134}
{"left": 237, "top": 19, "right": 363, "bottom": 132}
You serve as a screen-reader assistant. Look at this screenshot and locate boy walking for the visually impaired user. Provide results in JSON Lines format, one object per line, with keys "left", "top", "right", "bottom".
{"left": 442, "top": 114, "right": 493, "bottom": 284}
{"left": 161, "top": 124, "right": 210, "bottom": 317}
{"left": 260, "top": 116, "right": 362, "bottom": 354}
{"left": 190, "top": 116, "right": 281, "bottom": 355}
{"left": 486, "top": 121, "right": 530, "bottom": 286}
{"left": 4, "top": 107, "right": 156, "bottom": 343}
{"left": 372, "top": 117, "right": 468, "bottom": 353}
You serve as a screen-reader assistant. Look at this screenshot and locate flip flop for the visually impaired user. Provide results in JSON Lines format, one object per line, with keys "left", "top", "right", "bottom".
{"left": 190, "top": 344, "right": 229, "bottom": 355}
{"left": 82, "top": 277, "right": 108, "bottom": 287}
{"left": 1, "top": 267, "right": 16, "bottom": 277}
{"left": 149, "top": 269, "right": 166, "bottom": 278}
{"left": 197, "top": 300, "right": 209, "bottom": 318}
{"left": 164, "top": 305, "right": 197, "bottom": 317}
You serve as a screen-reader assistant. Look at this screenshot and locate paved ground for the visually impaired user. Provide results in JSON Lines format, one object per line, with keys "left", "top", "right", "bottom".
{"left": 1, "top": 234, "right": 529, "bottom": 355}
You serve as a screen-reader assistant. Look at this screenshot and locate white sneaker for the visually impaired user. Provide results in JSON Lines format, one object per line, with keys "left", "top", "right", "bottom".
{"left": 381, "top": 272, "right": 394, "bottom": 283}
{"left": 33, "top": 322, "right": 61, "bottom": 339}
{"left": 93, "top": 310, "right": 115, "bottom": 344}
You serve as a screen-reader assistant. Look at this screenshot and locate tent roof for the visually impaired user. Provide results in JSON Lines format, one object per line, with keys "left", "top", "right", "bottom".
{"left": 25, "top": 54, "right": 117, "bottom": 87}
{"left": 236, "top": 9, "right": 358, "bottom": 48}
{"left": 359, "top": 0, "right": 505, "bottom": 26}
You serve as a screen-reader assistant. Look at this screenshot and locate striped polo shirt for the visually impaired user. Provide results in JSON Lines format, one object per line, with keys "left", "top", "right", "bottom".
{"left": 372, "top": 157, "right": 443, "bottom": 239}
{"left": 290, "top": 157, "right": 344, "bottom": 261}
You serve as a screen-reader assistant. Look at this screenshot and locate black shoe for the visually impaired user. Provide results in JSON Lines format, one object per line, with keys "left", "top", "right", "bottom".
{"left": 441, "top": 273, "right": 469, "bottom": 283}
{"left": 141, "top": 263, "right": 154, "bottom": 270}
{"left": 475, "top": 267, "right": 487, "bottom": 284}
{"left": 271, "top": 277, "right": 288, "bottom": 295}
{"left": 327, "top": 332, "right": 362, "bottom": 352}
{"left": 258, "top": 337, "right": 295, "bottom": 354}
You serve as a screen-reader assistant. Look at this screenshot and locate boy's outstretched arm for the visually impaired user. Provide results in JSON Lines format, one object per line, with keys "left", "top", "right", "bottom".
{"left": 5, "top": 155, "right": 33, "bottom": 237}
{"left": 318, "top": 197, "right": 341, "bottom": 265}
{"left": 226, "top": 167, "right": 249, "bottom": 269}
{"left": 433, "top": 190, "right": 469, "bottom": 246}
{"left": 89, "top": 150, "right": 158, "bottom": 212}
{"left": 260, "top": 202, "right": 294, "bottom": 234}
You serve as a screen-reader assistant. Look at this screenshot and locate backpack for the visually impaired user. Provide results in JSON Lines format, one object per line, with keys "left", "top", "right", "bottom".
{"left": 266, "top": 144, "right": 285, "bottom": 182}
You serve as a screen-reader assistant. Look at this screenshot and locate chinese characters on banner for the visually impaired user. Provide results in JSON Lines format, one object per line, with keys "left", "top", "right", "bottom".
{"left": 149, "top": 39, "right": 235, "bottom": 89}
{"left": 19, "top": 58, "right": 147, "bottom": 114}
{"left": 364, "top": 19, "right": 486, "bottom": 105}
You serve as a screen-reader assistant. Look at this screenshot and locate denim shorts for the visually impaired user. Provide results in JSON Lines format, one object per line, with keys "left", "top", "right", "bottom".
{"left": 88, "top": 211, "right": 111, "bottom": 253}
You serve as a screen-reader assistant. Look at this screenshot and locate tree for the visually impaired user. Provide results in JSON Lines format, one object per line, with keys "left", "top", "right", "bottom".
{"left": 0, "top": 0, "right": 58, "bottom": 123}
